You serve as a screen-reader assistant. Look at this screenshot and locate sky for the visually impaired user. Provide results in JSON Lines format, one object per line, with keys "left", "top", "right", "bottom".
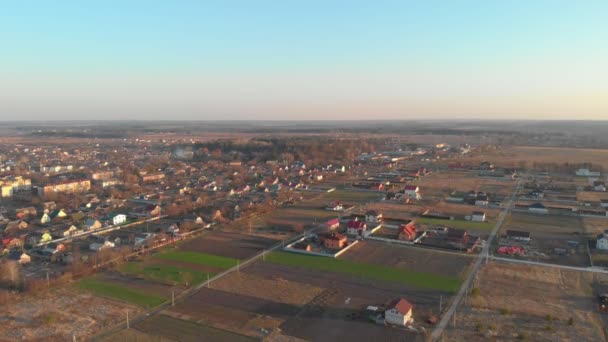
{"left": 0, "top": 0, "right": 607, "bottom": 120}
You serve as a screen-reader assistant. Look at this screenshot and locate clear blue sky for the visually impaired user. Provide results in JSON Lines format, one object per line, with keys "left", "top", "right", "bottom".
{"left": 1, "top": 1, "right": 607, "bottom": 120}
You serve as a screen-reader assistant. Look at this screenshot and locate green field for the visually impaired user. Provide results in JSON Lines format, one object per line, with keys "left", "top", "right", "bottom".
{"left": 325, "top": 189, "right": 382, "bottom": 202}
{"left": 266, "top": 251, "right": 461, "bottom": 292}
{"left": 120, "top": 262, "right": 213, "bottom": 286}
{"left": 157, "top": 250, "right": 238, "bottom": 269}
{"left": 78, "top": 278, "right": 165, "bottom": 308}
{"left": 416, "top": 217, "right": 493, "bottom": 230}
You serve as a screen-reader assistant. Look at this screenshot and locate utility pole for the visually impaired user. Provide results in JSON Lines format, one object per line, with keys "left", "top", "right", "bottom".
{"left": 439, "top": 295, "right": 443, "bottom": 312}
{"left": 126, "top": 311, "right": 130, "bottom": 329}
{"left": 172, "top": 289, "right": 175, "bottom": 306}
{"left": 46, "top": 269, "right": 50, "bottom": 287}
{"left": 207, "top": 274, "right": 210, "bottom": 288}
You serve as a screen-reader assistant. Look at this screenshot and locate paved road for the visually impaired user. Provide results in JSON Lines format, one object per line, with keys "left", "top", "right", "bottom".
{"left": 430, "top": 179, "right": 522, "bottom": 341}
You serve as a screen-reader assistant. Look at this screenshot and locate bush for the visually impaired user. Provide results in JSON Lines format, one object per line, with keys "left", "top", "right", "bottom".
{"left": 476, "top": 322, "right": 484, "bottom": 333}
{"left": 471, "top": 287, "right": 481, "bottom": 297}
{"left": 488, "top": 323, "right": 497, "bottom": 331}
{"left": 568, "top": 317, "right": 574, "bottom": 325}
{"left": 500, "top": 308, "right": 510, "bottom": 315}
{"left": 517, "top": 332, "right": 529, "bottom": 341}
{"left": 545, "top": 325, "right": 553, "bottom": 331}
{"left": 546, "top": 314, "right": 553, "bottom": 322}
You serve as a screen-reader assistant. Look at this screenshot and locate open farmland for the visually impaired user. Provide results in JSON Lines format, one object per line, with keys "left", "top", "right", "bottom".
{"left": 266, "top": 251, "right": 461, "bottom": 292}
{"left": 416, "top": 217, "right": 493, "bottom": 231}
{"left": 499, "top": 213, "right": 589, "bottom": 267}
{"left": 120, "top": 261, "right": 213, "bottom": 287}
{"left": 344, "top": 240, "right": 473, "bottom": 278}
{"left": 487, "top": 146, "right": 608, "bottom": 169}
{"left": 243, "top": 261, "right": 437, "bottom": 341}
{"left": 157, "top": 250, "right": 239, "bottom": 269}
{"left": 415, "top": 171, "right": 515, "bottom": 197}
{"left": 210, "top": 272, "right": 324, "bottom": 305}
{"left": 178, "top": 231, "right": 278, "bottom": 259}
{"left": 78, "top": 277, "right": 166, "bottom": 308}
{"left": 134, "top": 314, "right": 255, "bottom": 342}
{"left": 445, "top": 263, "right": 606, "bottom": 342}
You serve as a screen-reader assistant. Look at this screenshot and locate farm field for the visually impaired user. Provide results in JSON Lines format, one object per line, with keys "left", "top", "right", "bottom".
{"left": 167, "top": 287, "right": 294, "bottom": 338}
{"left": 0, "top": 288, "right": 140, "bottom": 341}
{"left": 244, "top": 261, "right": 436, "bottom": 341}
{"left": 498, "top": 213, "right": 589, "bottom": 267}
{"left": 157, "top": 250, "right": 238, "bottom": 269}
{"left": 577, "top": 191, "right": 608, "bottom": 203}
{"left": 325, "top": 189, "right": 383, "bottom": 203}
{"left": 414, "top": 171, "right": 515, "bottom": 196}
{"left": 266, "top": 251, "right": 461, "bottom": 292}
{"left": 78, "top": 277, "right": 166, "bottom": 308}
{"left": 120, "top": 261, "right": 214, "bottom": 287}
{"left": 210, "top": 272, "right": 324, "bottom": 305}
{"left": 445, "top": 262, "right": 606, "bottom": 342}
{"left": 99, "top": 329, "right": 173, "bottom": 342}
{"left": 416, "top": 217, "right": 494, "bottom": 231}
{"left": 134, "top": 314, "right": 256, "bottom": 342}
{"left": 484, "top": 146, "right": 608, "bottom": 169}
{"left": 178, "top": 231, "right": 278, "bottom": 259}
{"left": 344, "top": 240, "right": 473, "bottom": 278}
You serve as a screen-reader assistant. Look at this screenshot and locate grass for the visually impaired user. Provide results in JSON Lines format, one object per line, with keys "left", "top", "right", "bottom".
{"left": 78, "top": 278, "right": 165, "bottom": 308}
{"left": 325, "top": 189, "right": 382, "bottom": 202}
{"left": 157, "top": 250, "right": 238, "bottom": 269}
{"left": 121, "top": 262, "right": 213, "bottom": 286}
{"left": 266, "top": 251, "right": 461, "bottom": 292}
{"left": 416, "top": 217, "right": 493, "bottom": 230}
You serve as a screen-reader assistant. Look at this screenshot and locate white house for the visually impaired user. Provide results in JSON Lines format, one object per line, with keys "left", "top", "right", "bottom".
{"left": 40, "top": 213, "right": 51, "bottom": 224}
{"left": 471, "top": 211, "right": 486, "bottom": 222}
{"left": 597, "top": 231, "right": 608, "bottom": 250}
{"left": 365, "top": 210, "right": 383, "bottom": 223}
{"left": 110, "top": 213, "right": 127, "bottom": 226}
{"left": 384, "top": 298, "right": 414, "bottom": 326}
{"left": 404, "top": 185, "right": 421, "bottom": 200}
{"left": 576, "top": 168, "right": 601, "bottom": 177}
{"left": 529, "top": 202, "right": 548, "bottom": 214}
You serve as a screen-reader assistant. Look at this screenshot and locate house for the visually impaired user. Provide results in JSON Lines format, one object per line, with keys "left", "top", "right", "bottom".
{"left": 447, "top": 228, "right": 469, "bottom": 245}
{"left": 398, "top": 222, "right": 417, "bottom": 241}
{"left": 404, "top": 185, "right": 421, "bottom": 200}
{"left": 474, "top": 193, "right": 489, "bottom": 206}
{"left": 597, "top": 231, "right": 608, "bottom": 250}
{"left": 593, "top": 181, "right": 607, "bottom": 192}
{"left": 471, "top": 211, "right": 486, "bottom": 222}
{"left": 601, "top": 199, "right": 608, "bottom": 208}
{"left": 109, "top": 213, "right": 127, "bottom": 226}
{"left": 528, "top": 190, "right": 544, "bottom": 199}
{"left": 528, "top": 202, "right": 548, "bottom": 214}
{"left": 385, "top": 298, "right": 414, "bottom": 326}
{"left": 84, "top": 218, "right": 102, "bottom": 231}
{"left": 319, "top": 232, "right": 348, "bottom": 250}
{"left": 40, "top": 213, "right": 51, "bottom": 224}
{"left": 325, "top": 218, "right": 340, "bottom": 230}
{"left": 365, "top": 210, "right": 383, "bottom": 223}
{"left": 576, "top": 168, "right": 601, "bottom": 177}
{"left": 292, "top": 242, "right": 312, "bottom": 251}
{"left": 346, "top": 219, "right": 367, "bottom": 236}
{"left": 16, "top": 207, "right": 37, "bottom": 219}
{"left": 506, "top": 230, "right": 531, "bottom": 243}
{"left": 63, "top": 225, "right": 79, "bottom": 237}
{"left": 326, "top": 201, "right": 344, "bottom": 211}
